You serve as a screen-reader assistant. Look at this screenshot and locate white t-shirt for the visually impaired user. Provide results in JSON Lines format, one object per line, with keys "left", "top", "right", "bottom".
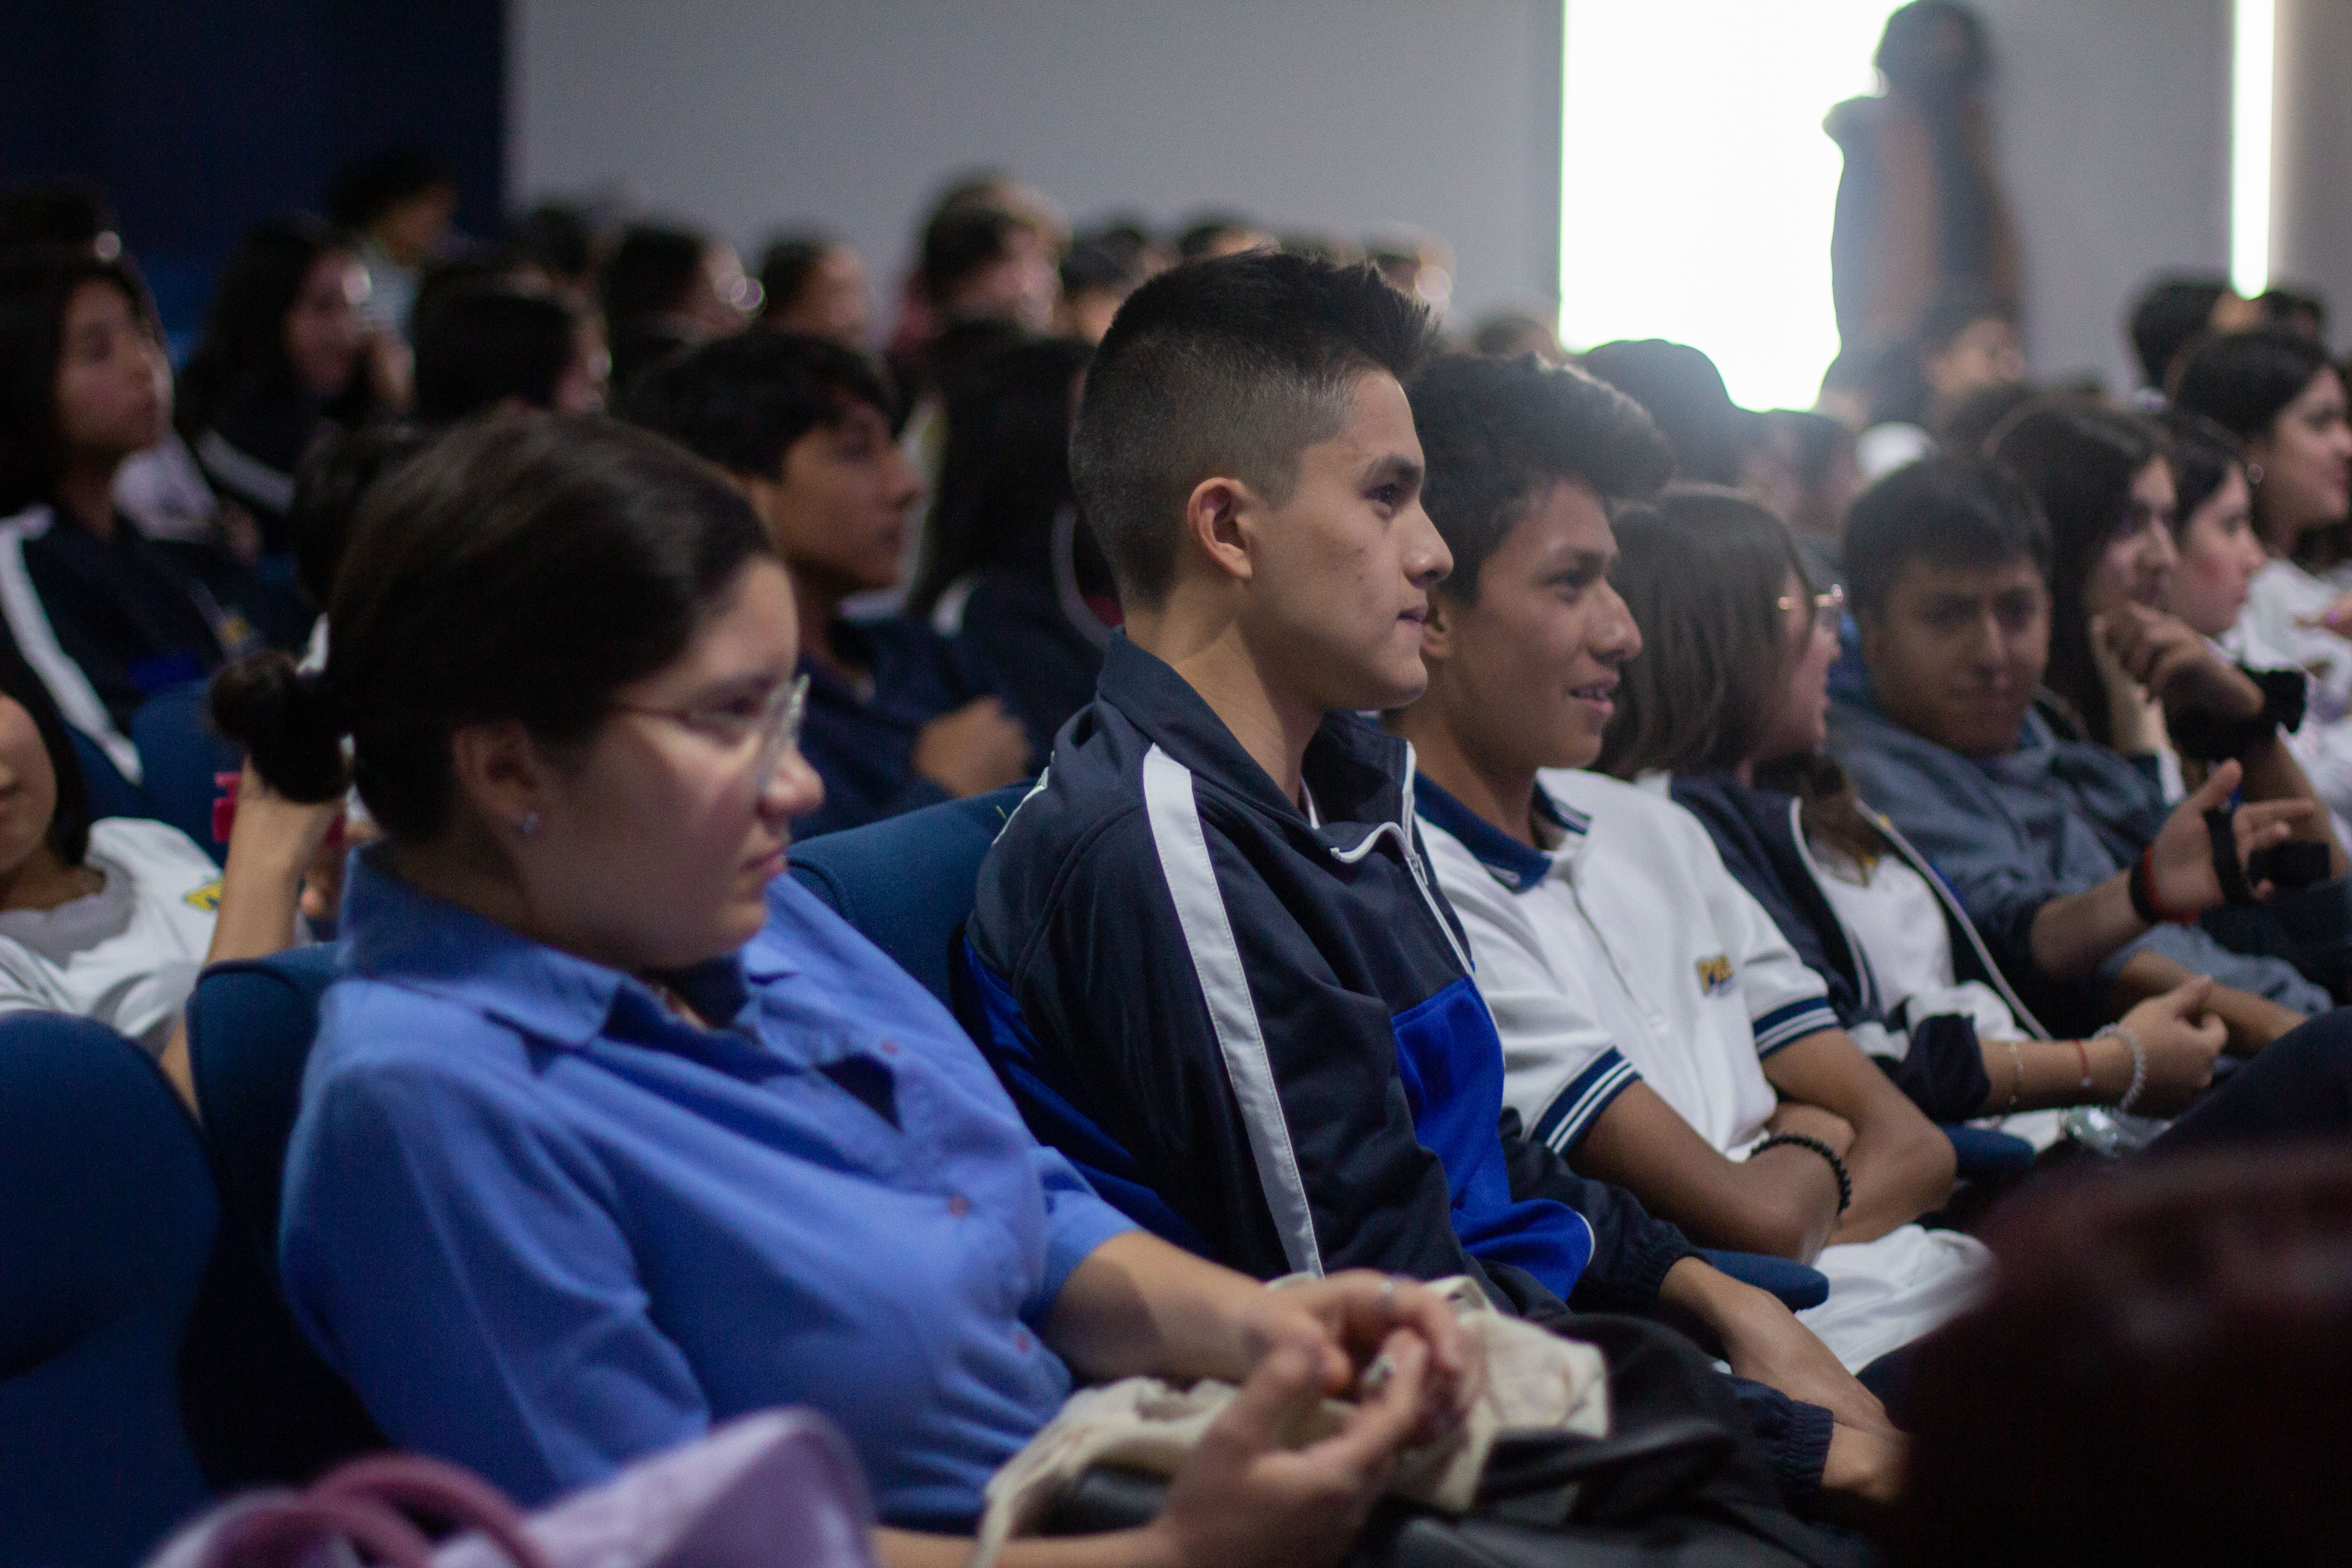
{"left": 2234, "top": 558, "right": 2352, "bottom": 844}
{"left": 0, "top": 817, "right": 224, "bottom": 1056}
{"left": 1418, "top": 768, "right": 1987, "bottom": 1371}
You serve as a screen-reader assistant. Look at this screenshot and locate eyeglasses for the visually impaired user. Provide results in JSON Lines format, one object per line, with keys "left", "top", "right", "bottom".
{"left": 614, "top": 674, "right": 809, "bottom": 789}
{"left": 1778, "top": 583, "right": 1847, "bottom": 634}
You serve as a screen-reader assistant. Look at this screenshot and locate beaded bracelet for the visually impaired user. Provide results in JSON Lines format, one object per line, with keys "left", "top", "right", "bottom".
{"left": 1751, "top": 1132, "right": 1852, "bottom": 1215}
{"left": 2095, "top": 1022, "right": 2150, "bottom": 1115}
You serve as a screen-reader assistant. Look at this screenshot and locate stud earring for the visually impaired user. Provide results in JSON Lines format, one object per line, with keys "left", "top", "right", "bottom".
{"left": 517, "top": 811, "right": 540, "bottom": 838}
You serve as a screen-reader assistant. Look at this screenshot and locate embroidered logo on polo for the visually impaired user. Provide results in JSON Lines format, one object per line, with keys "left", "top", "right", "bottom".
{"left": 1695, "top": 954, "right": 1735, "bottom": 995}
{"left": 185, "top": 881, "right": 223, "bottom": 913}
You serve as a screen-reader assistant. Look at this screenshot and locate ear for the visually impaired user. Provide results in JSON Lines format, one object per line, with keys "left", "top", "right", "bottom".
{"left": 447, "top": 720, "right": 558, "bottom": 843}
{"left": 1181, "top": 475, "right": 1257, "bottom": 587}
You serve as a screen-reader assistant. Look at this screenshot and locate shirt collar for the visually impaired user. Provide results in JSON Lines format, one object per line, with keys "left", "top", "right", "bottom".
{"left": 341, "top": 846, "right": 754, "bottom": 1049}
{"left": 1411, "top": 774, "right": 1587, "bottom": 893}
{"left": 1095, "top": 632, "right": 1411, "bottom": 833}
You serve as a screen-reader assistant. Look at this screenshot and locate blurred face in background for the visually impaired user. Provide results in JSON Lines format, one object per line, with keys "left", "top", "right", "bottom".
{"left": 286, "top": 249, "right": 369, "bottom": 399}
{"left": 1862, "top": 555, "right": 2050, "bottom": 758}
{"left": 55, "top": 279, "right": 169, "bottom": 466}
{"left": 1925, "top": 316, "right": 2026, "bottom": 405}
{"left": 2163, "top": 466, "right": 2264, "bottom": 637}
{"left": 769, "top": 246, "right": 871, "bottom": 347}
{"left": 946, "top": 223, "right": 1059, "bottom": 333}
{"left": 682, "top": 243, "right": 759, "bottom": 340}
{"left": 742, "top": 396, "right": 921, "bottom": 602}
{"left": 2080, "top": 458, "right": 2179, "bottom": 617}
{"left": 2248, "top": 368, "right": 2352, "bottom": 549}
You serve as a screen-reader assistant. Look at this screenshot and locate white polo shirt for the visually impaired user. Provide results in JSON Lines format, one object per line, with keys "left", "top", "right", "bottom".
{"left": 1417, "top": 768, "right": 1985, "bottom": 1371}
{"left": 0, "top": 816, "right": 223, "bottom": 1056}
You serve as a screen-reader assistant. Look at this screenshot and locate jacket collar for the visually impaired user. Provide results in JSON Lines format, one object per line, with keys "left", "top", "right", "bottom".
{"left": 1095, "top": 632, "right": 1411, "bottom": 837}
{"left": 341, "top": 847, "right": 756, "bottom": 1049}
{"left": 1411, "top": 773, "right": 1587, "bottom": 893}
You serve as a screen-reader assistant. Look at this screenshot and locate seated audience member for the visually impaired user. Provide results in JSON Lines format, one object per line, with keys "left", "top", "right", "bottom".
{"left": 1386, "top": 358, "right": 1975, "bottom": 1373}
{"left": 920, "top": 205, "right": 1059, "bottom": 337}
{"left": 2156, "top": 407, "right": 2352, "bottom": 841}
{"left": 2124, "top": 274, "right": 2258, "bottom": 394}
{"left": 177, "top": 218, "right": 396, "bottom": 546}
{"left": 1056, "top": 230, "right": 1154, "bottom": 346}
{"left": 505, "top": 202, "right": 599, "bottom": 306}
{"left": 1578, "top": 338, "right": 1749, "bottom": 485}
{"left": 411, "top": 285, "right": 605, "bottom": 422}
{"left": 2173, "top": 327, "right": 2352, "bottom": 690}
{"left": 906, "top": 335, "right": 1112, "bottom": 742}
{"left": 965, "top": 255, "right": 1902, "bottom": 1518}
{"left": 1174, "top": 213, "right": 1275, "bottom": 263}
{"left": 1851, "top": 290, "right": 2026, "bottom": 480}
{"left": 327, "top": 148, "right": 459, "bottom": 340}
{"left": 1829, "top": 457, "right": 2340, "bottom": 1048}
{"left": 1609, "top": 488, "right": 2226, "bottom": 1130}
{"left": 1931, "top": 377, "right": 2040, "bottom": 457}
{"left": 2254, "top": 284, "right": 2328, "bottom": 340}
{"left": 1745, "top": 409, "right": 1863, "bottom": 587}
{"left": 1895, "top": 1149, "right": 2352, "bottom": 1567}
{"left": 625, "top": 332, "right": 1031, "bottom": 835}
{"left": 756, "top": 231, "right": 872, "bottom": 347}
{"left": 1469, "top": 311, "right": 1565, "bottom": 365}
{"left": 0, "top": 636, "right": 331, "bottom": 1093}
{"left": 288, "top": 426, "right": 431, "bottom": 639}
{"left": 0, "top": 246, "right": 245, "bottom": 749}
{"left": 1615, "top": 489, "right": 2352, "bottom": 1155}
{"left": 227, "top": 413, "right": 1470, "bottom": 1561}
{"left": 601, "top": 224, "right": 755, "bottom": 391}
{"left": 1989, "top": 402, "right": 2352, "bottom": 939}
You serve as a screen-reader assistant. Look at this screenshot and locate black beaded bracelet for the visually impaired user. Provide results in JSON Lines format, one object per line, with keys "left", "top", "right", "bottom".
{"left": 1750, "top": 1132, "right": 1853, "bottom": 1215}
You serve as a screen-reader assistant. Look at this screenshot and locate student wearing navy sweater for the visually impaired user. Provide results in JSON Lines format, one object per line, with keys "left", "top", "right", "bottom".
{"left": 963, "top": 254, "right": 1896, "bottom": 1529}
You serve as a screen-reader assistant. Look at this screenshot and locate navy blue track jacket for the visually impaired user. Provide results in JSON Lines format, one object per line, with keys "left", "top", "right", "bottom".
{"left": 961, "top": 634, "right": 1695, "bottom": 1311}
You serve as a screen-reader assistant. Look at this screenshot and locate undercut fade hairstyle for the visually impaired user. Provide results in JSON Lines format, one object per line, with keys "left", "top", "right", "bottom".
{"left": 1843, "top": 455, "right": 2051, "bottom": 624}
{"left": 622, "top": 330, "right": 897, "bottom": 480}
{"left": 1989, "top": 399, "right": 2168, "bottom": 748}
{"left": 1408, "top": 353, "right": 1673, "bottom": 604}
{"left": 211, "top": 415, "right": 775, "bottom": 843}
{"left": 1069, "top": 250, "right": 1437, "bottom": 608}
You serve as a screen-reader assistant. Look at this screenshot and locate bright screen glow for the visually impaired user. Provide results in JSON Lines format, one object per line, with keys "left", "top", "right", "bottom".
{"left": 2230, "top": 0, "right": 2274, "bottom": 297}
{"left": 1560, "top": 0, "right": 1901, "bottom": 411}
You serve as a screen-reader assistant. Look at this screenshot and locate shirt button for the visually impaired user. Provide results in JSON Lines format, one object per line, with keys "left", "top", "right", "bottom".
{"left": 947, "top": 1194, "right": 971, "bottom": 1217}
{"left": 879, "top": 1039, "right": 901, "bottom": 1056}
{"left": 1013, "top": 1330, "right": 1033, "bottom": 1353}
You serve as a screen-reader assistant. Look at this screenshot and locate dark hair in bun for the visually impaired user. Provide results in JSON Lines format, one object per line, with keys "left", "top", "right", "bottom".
{"left": 210, "top": 412, "right": 775, "bottom": 841}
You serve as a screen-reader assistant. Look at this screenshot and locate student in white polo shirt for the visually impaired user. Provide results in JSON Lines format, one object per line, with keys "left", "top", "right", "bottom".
{"left": 1387, "top": 353, "right": 1978, "bottom": 1374}
{"left": 0, "top": 642, "right": 336, "bottom": 1098}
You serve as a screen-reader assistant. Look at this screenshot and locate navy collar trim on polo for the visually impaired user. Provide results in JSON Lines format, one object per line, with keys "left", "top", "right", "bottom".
{"left": 1095, "top": 632, "right": 1410, "bottom": 833}
{"left": 342, "top": 846, "right": 755, "bottom": 1049}
{"left": 1411, "top": 774, "right": 1585, "bottom": 893}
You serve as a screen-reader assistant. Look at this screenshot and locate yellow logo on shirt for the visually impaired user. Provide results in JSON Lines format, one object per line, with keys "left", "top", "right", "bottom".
{"left": 1695, "top": 955, "right": 1735, "bottom": 995}
{"left": 185, "top": 881, "right": 223, "bottom": 913}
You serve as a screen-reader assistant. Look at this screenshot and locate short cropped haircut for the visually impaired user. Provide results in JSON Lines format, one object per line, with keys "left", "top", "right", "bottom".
{"left": 622, "top": 329, "right": 896, "bottom": 480}
{"left": 1844, "top": 455, "right": 2051, "bottom": 621}
{"left": 2127, "top": 276, "right": 2230, "bottom": 390}
{"left": 1408, "top": 353, "right": 1673, "bottom": 603}
{"left": 1069, "top": 251, "right": 1436, "bottom": 607}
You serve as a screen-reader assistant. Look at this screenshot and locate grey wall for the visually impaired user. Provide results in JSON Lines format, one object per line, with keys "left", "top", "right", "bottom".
{"left": 510, "top": 0, "right": 1565, "bottom": 328}
{"left": 1969, "top": 0, "right": 2233, "bottom": 391}
{"left": 2274, "top": 0, "right": 2352, "bottom": 328}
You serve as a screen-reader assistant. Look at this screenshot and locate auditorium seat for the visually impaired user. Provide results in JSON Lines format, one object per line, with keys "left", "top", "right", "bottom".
{"left": 181, "top": 944, "right": 384, "bottom": 1485}
{"left": 131, "top": 682, "right": 243, "bottom": 863}
{"left": 0, "top": 1014, "right": 215, "bottom": 1568}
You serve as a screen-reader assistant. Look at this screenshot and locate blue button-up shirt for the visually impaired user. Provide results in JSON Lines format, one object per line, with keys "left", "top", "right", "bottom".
{"left": 280, "top": 852, "right": 1136, "bottom": 1527}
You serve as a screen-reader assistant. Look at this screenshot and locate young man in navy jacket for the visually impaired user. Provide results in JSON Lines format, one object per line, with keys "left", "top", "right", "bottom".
{"left": 962, "top": 252, "right": 1898, "bottom": 1520}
